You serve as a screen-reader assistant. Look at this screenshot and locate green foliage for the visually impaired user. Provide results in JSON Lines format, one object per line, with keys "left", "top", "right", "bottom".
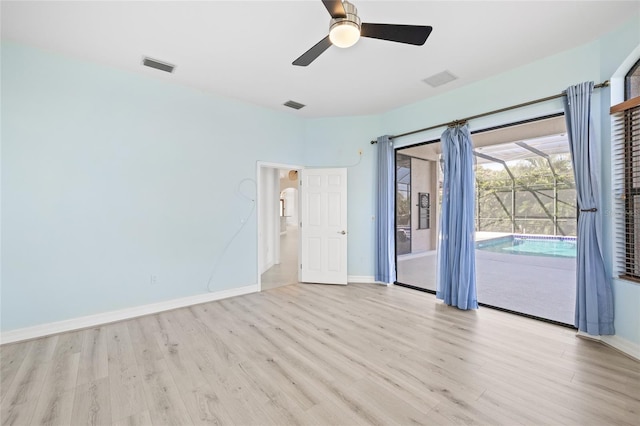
{"left": 396, "top": 191, "right": 410, "bottom": 226}
{"left": 476, "top": 154, "right": 577, "bottom": 236}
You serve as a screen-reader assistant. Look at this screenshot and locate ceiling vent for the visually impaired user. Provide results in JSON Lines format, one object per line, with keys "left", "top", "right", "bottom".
{"left": 423, "top": 70, "right": 458, "bottom": 88}
{"left": 283, "top": 100, "right": 306, "bottom": 110}
{"left": 142, "top": 57, "right": 175, "bottom": 73}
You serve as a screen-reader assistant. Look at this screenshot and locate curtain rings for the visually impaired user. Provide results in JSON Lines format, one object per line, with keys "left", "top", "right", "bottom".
{"left": 448, "top": 119, "right": 468, "bottom": 128}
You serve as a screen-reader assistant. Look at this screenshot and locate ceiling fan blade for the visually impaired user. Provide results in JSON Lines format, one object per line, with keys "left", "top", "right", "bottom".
{"left": 322, "top": 0, "right": 346, "bottom": 18}
{"left": 293, "top": 35, "right": 333, "bottom": 66}
{"left": 360, "top": 23, "right": 433, "bottom": 45}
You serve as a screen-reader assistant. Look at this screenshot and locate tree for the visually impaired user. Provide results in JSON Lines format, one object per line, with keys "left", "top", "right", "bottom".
{"left": 475, "top": 154, "right": 576, "bottom": 235}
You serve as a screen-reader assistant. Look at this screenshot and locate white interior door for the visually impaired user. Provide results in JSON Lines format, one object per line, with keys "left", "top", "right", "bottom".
{"left": 300, "top": 168, "right": 348, "bottom": 285}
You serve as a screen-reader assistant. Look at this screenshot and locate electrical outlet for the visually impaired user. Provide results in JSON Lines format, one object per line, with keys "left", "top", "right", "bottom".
{"left": 150, "top": 274, "right": 158, "bottom": 285}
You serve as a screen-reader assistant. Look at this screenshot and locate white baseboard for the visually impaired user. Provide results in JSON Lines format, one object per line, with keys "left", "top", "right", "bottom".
{"left": 347, "top": 275, "right": 376, "bottom": 284}
{"left": 0, "top": 284, "right": 258, "bottom": 345}
{"left": 347, "top": 276, "right": 391, "bottom": 286}
{"left": 602, "top": 335, "right": 640, "bottom": 361}
{"left": 576, "top": 331, "right": 640, "bottom": 361}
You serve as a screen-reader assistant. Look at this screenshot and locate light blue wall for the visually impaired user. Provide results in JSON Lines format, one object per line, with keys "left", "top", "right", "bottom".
{"left": 302, "top": 116, "right": 381, "bottom": 277}
{"left": 3, "top": 12, "right": 640, "bottom": 348}
{"left": 1, "top": 42, "right": 304, "bottom": 330}
{"left": 382, "top": 41, "right": 601, "bottom": 147}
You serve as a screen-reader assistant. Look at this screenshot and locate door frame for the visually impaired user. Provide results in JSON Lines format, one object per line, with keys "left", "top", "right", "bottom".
{"left": 256, "top": 161, "right": 304, "bottom": 292}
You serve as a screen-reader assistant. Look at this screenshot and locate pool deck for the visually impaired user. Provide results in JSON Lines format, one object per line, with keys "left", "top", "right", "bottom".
{"left": 476, "top": 231, "right": 511, "bottom": 241}
{"left": 397, "top": 232, "right": 576, "bottom": 325}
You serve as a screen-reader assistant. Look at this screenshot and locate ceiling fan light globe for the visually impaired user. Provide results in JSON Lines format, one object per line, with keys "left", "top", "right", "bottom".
{"left": 329, "top": 21, "right": 360, "bottom": 48}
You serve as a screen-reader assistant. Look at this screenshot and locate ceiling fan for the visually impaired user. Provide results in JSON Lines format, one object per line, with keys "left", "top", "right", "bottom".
{"left": 293, "top": 0, "right": 433, "bottom": 66}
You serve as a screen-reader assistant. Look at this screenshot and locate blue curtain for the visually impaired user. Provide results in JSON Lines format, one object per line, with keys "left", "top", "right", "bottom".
{"left": 375, "top": 135, "right": 396, "bottom": 283}
{"left": 564, "top": 82, "right": 614, "bottom": 335}
{"left": 437, "top": 124, "right": 478, "bottom": 309}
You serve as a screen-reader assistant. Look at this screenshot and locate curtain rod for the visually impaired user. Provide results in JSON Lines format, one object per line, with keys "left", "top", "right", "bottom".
{"left": 370, "top": 80, "right": 610, "bottom": 144}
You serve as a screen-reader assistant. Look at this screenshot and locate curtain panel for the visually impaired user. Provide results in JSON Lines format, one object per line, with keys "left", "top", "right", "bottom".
{"left": 375, "top": 135, "right": 396, "bottom": 283}
{"left": 564, "top": 82, "right": 614, "bottom": 335}
{"left": 436, "top": 124, "right": 478, "bottom": 310}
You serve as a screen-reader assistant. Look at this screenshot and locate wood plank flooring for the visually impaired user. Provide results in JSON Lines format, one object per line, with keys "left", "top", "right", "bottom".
{"left": 1, "top": 283, "right": 639, "bottom": 425}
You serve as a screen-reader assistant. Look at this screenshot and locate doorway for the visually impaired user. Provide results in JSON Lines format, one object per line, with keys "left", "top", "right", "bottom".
{"left": 258, "top": 163, "right": 302, "bottom": 291}
{"left": 394, "top": 115, "right": 577, "bottom": 325}
{"left": 394, "top": 147, "right": 440, "bottom": 291}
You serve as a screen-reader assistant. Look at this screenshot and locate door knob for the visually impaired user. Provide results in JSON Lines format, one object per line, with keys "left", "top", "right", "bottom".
{"left": 338, "top": 230, "right": 347, "bottom": 235}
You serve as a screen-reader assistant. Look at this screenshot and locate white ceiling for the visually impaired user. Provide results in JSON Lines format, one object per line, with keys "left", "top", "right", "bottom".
{"left": 2, "top": 1, "right": 638, "bottom": 118}
{"left": 474, "top": 134, "right": 571, "bottom": 164}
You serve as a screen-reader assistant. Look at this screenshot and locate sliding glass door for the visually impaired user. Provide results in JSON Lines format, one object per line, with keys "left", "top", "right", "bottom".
{"left": 394, "top": 115, "right": 577, "bottom": 326}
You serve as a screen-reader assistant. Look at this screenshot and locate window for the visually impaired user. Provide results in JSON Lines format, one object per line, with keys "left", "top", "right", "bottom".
{"left": 625, "top": 59, "right": 640, "bottom": 100}
{"left": 612, "top": 59, "right": 640, "bottom": 282}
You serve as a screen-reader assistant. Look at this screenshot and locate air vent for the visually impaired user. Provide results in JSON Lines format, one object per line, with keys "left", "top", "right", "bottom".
{"left": 283, "top": 100, "right": 306, "bottom": 110}
{"left": 142, "top": 57, "right": 175, "bottom": 73}
{"left": 423, "top": 70, "right": 458, "bottom": 88}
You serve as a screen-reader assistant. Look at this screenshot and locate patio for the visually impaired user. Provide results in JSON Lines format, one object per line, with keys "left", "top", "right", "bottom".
{"left": 396, "top": 245, "right": 576, "bottom": 325}
{"left": 396, "top": 130, "right": 578, "bottom": 325}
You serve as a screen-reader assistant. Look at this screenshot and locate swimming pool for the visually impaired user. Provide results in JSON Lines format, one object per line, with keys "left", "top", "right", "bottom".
{"left": 476, "top": 235, "right": 577, "bottom": 258}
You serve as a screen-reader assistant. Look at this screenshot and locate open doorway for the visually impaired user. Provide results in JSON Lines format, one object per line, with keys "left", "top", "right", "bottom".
{"left": 258, "top": 163, "right": 302, "bottom": 291}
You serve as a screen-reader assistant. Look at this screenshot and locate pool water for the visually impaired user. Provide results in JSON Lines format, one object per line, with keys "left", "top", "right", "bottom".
{"left": 476, "top": 236, "right": 577, "bottom": 258}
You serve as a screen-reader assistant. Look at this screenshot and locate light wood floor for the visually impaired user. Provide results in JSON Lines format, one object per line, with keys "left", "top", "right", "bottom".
{"left": 1, "top": 283, "right": 638, "bottom": 425}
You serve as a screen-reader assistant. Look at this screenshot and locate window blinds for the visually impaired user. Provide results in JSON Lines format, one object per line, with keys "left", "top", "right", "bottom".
{"left": 612, "top": 96, "right": 640, "bottom": 282}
